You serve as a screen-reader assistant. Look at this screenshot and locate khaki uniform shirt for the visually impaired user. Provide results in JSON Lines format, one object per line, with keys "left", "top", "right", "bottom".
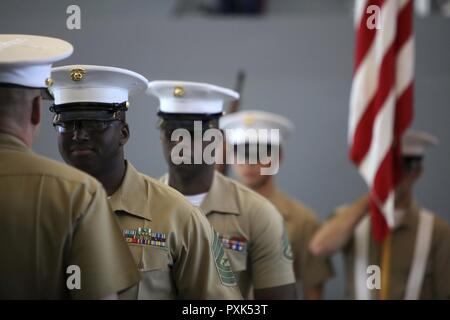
{"left": 162, "top": 172, "right": 296, "bottom": 299}
{"left": 0, "top": 133, "right": 139, "bottom": 299}
{"left": 268, "top": 189, "right": 334, "bottom": 293}
{"left": 338, "top": 201, "right": 450, "bottom": 299}
{"left": 112, "top": 162, "right": 242, "bottom": 299}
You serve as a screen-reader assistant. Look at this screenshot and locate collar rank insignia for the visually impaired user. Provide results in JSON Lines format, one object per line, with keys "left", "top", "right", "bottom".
{"left": 123, "top": 227, "right": 167, "bottom": 248}
{"left": 219, "top": 234, "right": 247, "bottom": 252}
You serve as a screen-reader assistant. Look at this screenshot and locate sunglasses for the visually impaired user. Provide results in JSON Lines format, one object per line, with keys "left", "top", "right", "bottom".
{"left": 53, "top": 120, "right": 121, "bottom": 133}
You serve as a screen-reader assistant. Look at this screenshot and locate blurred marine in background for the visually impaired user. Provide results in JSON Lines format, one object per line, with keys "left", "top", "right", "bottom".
{"left": 310, "top": 131, "right": 450, "bottom": 299}
{"left": 221, "top": 110, "right": 334, "bottom": 299}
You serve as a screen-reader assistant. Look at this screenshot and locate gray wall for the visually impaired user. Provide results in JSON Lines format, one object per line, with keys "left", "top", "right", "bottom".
{"left": 1, "top": 0, "right": 449, "bottom": 299}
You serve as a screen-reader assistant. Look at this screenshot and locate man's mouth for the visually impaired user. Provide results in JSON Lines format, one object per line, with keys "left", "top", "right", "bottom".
{"left": 70, "top": 146, "right": 95, "bottom": 156}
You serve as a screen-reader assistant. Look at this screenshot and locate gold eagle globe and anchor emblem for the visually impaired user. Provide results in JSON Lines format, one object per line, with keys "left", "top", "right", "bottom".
{"left": 70, "top": 68, "right": 86, "bottom": 81}
{"left": 173, "top": 86, "right": 185, "bottom": 97}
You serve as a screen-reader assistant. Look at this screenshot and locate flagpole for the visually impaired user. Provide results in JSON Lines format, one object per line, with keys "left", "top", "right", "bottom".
{"left": 380, "top": 233, "right": 392, "bottom": 299}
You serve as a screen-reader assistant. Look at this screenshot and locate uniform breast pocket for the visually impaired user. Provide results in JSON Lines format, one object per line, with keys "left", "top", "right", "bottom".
{"left": 138, "top": 246, "right": 175, "bottom": 299}
{"left": 226, "top": 249, "right": 247, "bottom": 273}
{"left": 141, "top": 246, "right": 170, "bottom": 271}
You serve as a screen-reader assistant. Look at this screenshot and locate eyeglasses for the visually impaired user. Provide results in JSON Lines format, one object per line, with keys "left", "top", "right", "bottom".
{"left": 53, "top": 120, "right": 121, "bottom": 133}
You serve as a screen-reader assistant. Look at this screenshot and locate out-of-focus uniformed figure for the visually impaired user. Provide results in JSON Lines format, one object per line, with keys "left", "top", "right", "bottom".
{"left": 310, "top": 130, "right": 450, "bottom": 299}
{"left": 220, "top": 110, "right": 334, "bottom": 299}
{"left": 148, "top": 81, "right": 297, "bottom": 299}
{"left": 0, "top": 35, "right": 139, "bottom": 299}
{"left": 49, "top": 66, "right": 242, "bottom": 299}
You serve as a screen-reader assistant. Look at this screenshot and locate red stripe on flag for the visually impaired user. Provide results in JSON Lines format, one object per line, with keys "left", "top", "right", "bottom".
{"left": 369, "top": 197, "right": 389, "bottom": 243}
{"left": 372, "top": 147, "right": 394, "bottom": 204}
{"left": 350, "top": 43, "right": 396, "bottom": 166}
{"left": 395, "top": 83, "right": 414, "bottom": 138}
{"left": 396, "top": 0, "right": 413, "bottom": 48}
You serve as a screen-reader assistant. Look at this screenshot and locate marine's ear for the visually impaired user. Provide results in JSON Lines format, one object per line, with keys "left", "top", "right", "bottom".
{"left": 30, "top": 94, "right": 42, "bottom": 126}
{"left": 119, "top": 122, "right": 130, "bottom": 146}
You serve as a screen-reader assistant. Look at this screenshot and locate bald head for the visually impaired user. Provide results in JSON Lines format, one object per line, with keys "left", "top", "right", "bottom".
{"left": 0, "top": 86, "right": 43, "bottom": 146}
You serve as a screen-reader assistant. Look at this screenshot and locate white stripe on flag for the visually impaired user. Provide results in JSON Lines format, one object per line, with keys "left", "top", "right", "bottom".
{"left": 354, "top": 0, "right": 369, "bottom": 29}
{"left": 381, "top": 191, "right": 396, "bottom": 227}
{"left": 396, "top": 37, "right": 414, "bottom": 96}
{"left": 359, "top": 90, "right": 396, "bottom": 186}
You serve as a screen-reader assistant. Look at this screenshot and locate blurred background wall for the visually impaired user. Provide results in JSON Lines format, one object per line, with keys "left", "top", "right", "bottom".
{"left": 1, "top": 0, "right": 449, "bottom": 299}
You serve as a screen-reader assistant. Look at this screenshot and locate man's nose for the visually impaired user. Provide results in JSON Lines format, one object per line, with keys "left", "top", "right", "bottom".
{"left": 72, "top": 126, "right": 90, "bottom": 141}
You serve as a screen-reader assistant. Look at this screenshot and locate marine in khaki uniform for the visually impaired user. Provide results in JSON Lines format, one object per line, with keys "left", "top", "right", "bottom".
{"left": 49, "top": 65, "right": 242, "bottom": 299}
{"left": 220, "top": 110, "right": 334, "bottom": 299}
{"left": 148, "top": 80, "right": 297, "bottom": 299}
{"left": 0, "top": 35, "right": 139, "bottom": 299}
{"left": 310, "top": 131, "right": 450, "bottom": 299}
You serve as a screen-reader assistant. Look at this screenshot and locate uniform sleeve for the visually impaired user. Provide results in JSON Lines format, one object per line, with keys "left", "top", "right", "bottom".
{"left": 67, "top": 186, "right": 140, "bottom": 299}
{"left": 298, "top": 217, "right": 334, "bottom": 289}
{"left": 172, "top": 208, "right": 243, "bottom": 300}
{"left": 249, "top": 201, "right": 296, "bottom": 289}
{"left": 432, "top": 218, "right": 450, "bottom": 299}
{"left": 329, "top": 206, "right": 355, "bottom": 254}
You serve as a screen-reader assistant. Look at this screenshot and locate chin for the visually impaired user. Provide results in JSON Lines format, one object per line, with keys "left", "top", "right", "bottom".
{"left": 69, "top": 157, "right": 98, "bottom": 175}
{"left": 172, "top": 162, "right": 210, "bottom": 176}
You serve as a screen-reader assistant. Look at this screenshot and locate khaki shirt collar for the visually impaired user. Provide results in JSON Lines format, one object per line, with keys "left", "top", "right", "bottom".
{"left": 201, "top": 171, "right": 240, "bottom": 216}
{"left": 0, "top": 133, "right": 30, "bottom": 153}
{"left": 162, "top": 171, "right": 240, "bottom": 216}
{"left": 109, "top": 161, "right": 152, "bottom": 221}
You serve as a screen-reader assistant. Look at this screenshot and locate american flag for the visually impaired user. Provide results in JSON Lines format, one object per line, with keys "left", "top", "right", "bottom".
{"left": 348, "top": 0, "right": 414, "bottom": 242}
